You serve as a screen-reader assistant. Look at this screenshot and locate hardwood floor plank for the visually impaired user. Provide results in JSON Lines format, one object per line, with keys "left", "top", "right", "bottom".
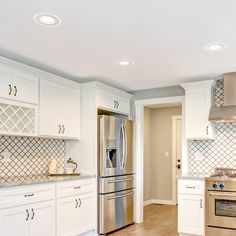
{"left": 109, "top": 204, "right": 178, "bottom": 236}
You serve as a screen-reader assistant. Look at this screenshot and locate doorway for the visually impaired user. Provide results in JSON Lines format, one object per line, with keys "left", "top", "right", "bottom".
{"left": 143, "top": 105, "right": 182, "bottom": 207}
{"left": 134, "top": 96, "right": 187, "bottom": 223}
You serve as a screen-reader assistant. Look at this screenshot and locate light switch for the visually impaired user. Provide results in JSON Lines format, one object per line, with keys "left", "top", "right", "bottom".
{"left": 164, "top": 152, "right": 169, "bottom": 157}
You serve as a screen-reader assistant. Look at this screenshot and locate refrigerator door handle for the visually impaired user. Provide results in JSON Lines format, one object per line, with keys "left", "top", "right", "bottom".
{"left": 122, "top": 123, "right": 128, "bottom": 169}
{"left": 108, "top": 191, "right": 134, "bottom": 200}
{"left": 120, "top": 124, "right": 125, "bottom": 168}
{"left": 108, "top": 177, "right": 134, "bottom": 184}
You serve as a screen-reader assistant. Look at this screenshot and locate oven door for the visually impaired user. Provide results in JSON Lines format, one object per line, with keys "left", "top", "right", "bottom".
{"left": 206, "top": 191, "right": 236, "bottom": 229}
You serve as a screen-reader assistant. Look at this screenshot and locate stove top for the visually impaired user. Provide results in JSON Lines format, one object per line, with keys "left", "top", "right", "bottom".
{"left": 206, "top": 168, "right": 236, "bottom": 191}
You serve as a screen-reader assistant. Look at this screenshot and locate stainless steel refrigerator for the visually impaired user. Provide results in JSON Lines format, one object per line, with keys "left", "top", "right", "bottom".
{"left": 98, "top": 115, "right": 134, "bottom": 235}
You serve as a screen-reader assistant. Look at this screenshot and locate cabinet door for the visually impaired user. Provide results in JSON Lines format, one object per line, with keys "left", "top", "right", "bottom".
{"left": 0, "top": 205, "right": 30, "bottom": 236}
{"left": 39, "top": 79, "right": 61, "bottom": 137}
{"left": 60, "top": 86, "right": 80, "bottom": 139}
{"left": 77, "top": 194, "right": 95, "bottom": 234}
{"left": 30, "top": 201, "right": 55, "bottom": 236}
{"left": 0, "top": 64, "right": 13, "bottom": 99}
{"left": 13, "top": 71, "right": 39, "bottom": 104}
{"left": 57, "top": 196, "right": 79, "bottom": 236}
{"left": 185, "top": 88, "right": 214, "bottom": 139}
{"left": 178, "top": 194, "right": 204, "bottom": 235}
{"left": 97, "top": 90, "right": 130, "bottom": 115}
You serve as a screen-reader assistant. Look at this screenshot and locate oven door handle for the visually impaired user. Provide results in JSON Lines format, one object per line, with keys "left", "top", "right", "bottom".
{"left": 208, "top": 191, "right": 236, "bottom": 198}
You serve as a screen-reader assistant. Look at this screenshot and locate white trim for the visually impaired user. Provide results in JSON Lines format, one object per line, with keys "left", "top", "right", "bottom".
{"left": 135, "top": 95, "right": 187, "bottom": 224}
{"left": 144, "top": 199, "right": 176, "bottom": 206}
{"left": 134, "top": 105, "right": 144, "bottom": 223}
{"left": 172, "top": 115, "right": 182, "bottom": 205}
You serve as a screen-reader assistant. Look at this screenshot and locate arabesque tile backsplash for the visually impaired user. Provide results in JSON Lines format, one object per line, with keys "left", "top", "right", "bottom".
{"left": 188, "top": 80, "right": 236, "bottom": 174}
{"left": 0, "top": 136, "right": 66, "bottom": 178}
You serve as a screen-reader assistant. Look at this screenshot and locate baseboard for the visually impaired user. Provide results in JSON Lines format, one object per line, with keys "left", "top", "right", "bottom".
{"left": 143, "top": 199, "right": 176, "bottom": 206}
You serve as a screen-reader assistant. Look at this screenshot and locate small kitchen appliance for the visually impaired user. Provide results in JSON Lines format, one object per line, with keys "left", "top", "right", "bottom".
{"left": 205, "top": 168, "right": 236, "bottom": 235}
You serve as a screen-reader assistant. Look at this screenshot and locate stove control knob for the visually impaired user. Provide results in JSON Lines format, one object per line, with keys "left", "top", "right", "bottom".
{"left": 219, "top": 183, "right": 225, "bottom": 189}
{"left": 213, "top": 183, "right": 218, "bottom": 189}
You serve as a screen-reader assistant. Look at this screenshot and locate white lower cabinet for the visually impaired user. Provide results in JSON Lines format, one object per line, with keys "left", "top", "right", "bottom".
{"left": 178, "top": 179, "right": 204, "bottom": 236}
{"left": 0, "top": 200, "right": 55, "bottom": 236}
{"left": 57, "top": 193, "right": 94, "bottom": 236}
{"left": 56, "top": 179, "right": 96, "bottom": 236}
{"left": 0, "top": 205, "right": 30, "bottom": 236}
{"left": 0, "top": 179, "right": 96, "bottom": 236}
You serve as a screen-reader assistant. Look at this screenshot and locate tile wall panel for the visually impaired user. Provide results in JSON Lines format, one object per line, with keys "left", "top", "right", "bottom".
{"left": 0, "top": 136, "right": 65, "bottom": 177}
{"left": 188, "top": 80, "right": 236, "bottom": 174}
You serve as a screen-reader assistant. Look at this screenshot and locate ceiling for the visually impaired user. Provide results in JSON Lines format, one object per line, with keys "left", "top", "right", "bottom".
{"left": 0, "top": 0, "right": 236, "bottom": 91}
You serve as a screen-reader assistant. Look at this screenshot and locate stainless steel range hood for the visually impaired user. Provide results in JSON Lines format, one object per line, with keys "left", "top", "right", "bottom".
{"left": 209, "top": 72, "right": 236, "bottom": 122}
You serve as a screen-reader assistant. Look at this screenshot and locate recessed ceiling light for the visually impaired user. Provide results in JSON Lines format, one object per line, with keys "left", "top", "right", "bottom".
{"left": 204, "top": 42, "right": 227, "bottom": 52}
{"left": 116, "top": 60, "right": 134, "bottom": 66}
{"left": 33, "top": 13, "right": 61, "bottom": 27}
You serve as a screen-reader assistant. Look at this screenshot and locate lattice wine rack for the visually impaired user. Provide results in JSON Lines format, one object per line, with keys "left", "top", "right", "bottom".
{"left": 0, "top": 102, "right": 37, "bottom": 136}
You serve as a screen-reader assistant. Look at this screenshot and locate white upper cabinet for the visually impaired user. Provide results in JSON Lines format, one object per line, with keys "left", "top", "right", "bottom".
{"left": 12, "top": 71, "right": 39, "bottom": 104}
{"left": 97, "top": 89, "right": 130, "bottom": 115}
{"left": 39, "top": 79, "right": 80, "bottom": 139}
{"left": 0, "top": 64, "right": 38, "bottom": 104}
{"left": 181, "top": 80, "right": 216, "bottom": 140}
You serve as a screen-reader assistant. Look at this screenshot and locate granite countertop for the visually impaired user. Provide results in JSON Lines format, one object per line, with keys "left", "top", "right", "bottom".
{"left": 0, "top": 173, "right": 96, "bottom": 188}
{"left": 178, "top": 173, "right": 211, "bottom": 180}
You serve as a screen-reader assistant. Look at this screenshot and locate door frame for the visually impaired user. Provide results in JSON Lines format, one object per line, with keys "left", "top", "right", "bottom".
{"left": 172, "top": 115, "right": 182, "bottom": 205}
{"left": 134, "top": 96, "right": 187, "bottom": 223}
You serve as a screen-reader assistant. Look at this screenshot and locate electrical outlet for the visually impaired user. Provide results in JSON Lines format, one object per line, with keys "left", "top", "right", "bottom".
{"left": 1, "top": 151, "right": 12, "bottom": 162}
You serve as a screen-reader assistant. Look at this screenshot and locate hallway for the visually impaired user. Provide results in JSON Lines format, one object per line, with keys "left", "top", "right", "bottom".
{"left": 109, "top": 204, "right": 178, "bottom": 236}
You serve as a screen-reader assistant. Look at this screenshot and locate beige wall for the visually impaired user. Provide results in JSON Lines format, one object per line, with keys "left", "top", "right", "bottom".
{"left": 144, "top": 106, "right": 181, "bottom": 202}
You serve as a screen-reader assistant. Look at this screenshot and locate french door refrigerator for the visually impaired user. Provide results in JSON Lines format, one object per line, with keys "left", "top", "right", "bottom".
{"left": 98, "top": 115, "right": 134, "bottom": 235}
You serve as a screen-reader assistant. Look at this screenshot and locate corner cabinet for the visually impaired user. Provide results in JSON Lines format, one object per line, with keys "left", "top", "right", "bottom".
{"left": 39, "top": 79, "right": 80, "bottom": 139}
{"left": 181, "top": 80, "right": 216, "bottom": 140}
{"left": 178, "top": 179, "right": 205, "bottom": 236}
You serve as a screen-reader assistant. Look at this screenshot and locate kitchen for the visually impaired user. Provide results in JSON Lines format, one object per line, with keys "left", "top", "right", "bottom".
{"left": 1, "top": 1, "right": 236, "bottom": 236}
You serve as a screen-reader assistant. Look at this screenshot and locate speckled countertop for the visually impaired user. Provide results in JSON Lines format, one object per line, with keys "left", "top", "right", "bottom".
{"left": 178, "top": 173, "right": 211, "bottom": 180}
{"left": 0, "top": 173, "right": 96, "bottom": 188}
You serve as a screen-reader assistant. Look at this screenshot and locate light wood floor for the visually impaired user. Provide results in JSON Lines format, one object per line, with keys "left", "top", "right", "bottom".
{"left": 109, "top": 204, "right": 178, "bottom": 236}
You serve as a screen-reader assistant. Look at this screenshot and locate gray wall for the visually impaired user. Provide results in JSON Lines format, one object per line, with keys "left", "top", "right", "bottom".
{"left": 144, "top": 106, "right": 182, "bottom": 201}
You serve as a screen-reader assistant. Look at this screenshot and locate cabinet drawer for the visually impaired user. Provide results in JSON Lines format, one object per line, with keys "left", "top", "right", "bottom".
{"left": 56, "top": 179, "right": 95, "bottom": 199}
{"left": 178, "top": 179, "right": 204, "bottom": 194}
{"left": 0, "top": 183, "right": 55, "bottom": 209}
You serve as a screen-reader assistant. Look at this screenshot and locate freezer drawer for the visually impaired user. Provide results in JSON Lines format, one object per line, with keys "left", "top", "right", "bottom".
{"left": 99, "top": 175, "right": 134, "bottom": 194}
{"left": 99, "top": 189, "right": 134, "bottom": 234}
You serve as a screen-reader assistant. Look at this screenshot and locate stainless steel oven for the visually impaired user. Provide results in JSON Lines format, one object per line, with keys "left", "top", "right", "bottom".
{"left": 206, "top": 171, "right": 236, "bottom": 236}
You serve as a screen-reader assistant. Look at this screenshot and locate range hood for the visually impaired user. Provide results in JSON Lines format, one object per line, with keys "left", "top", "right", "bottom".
{"left": 209, "top": 72, "right": 236, "bottom": 122}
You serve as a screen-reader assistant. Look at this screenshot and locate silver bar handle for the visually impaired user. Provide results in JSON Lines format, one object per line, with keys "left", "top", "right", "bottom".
{"left": 200, "top": 199, "right": 203, "bottom": 208}
{"left": 108, "top": 177, "right": 134, "bottom": 184}
{"left": 121, "top": 124, "right": 126, "bottom": 168}
{"left": 31, "top": 208, "right": 35, "bottom": 220}
{"left": 26, "top": 209, "right": 29, "bottom": 221}
{"left": 79, "top": 198, "right": 82, "bottom": 207}
{"left": 209, "top": 192, "right": 236, "bottom": 197}
{"left": 14, "top": 85, "right": 17, "bottom": 96}
{"left": 75, "top": 199, "right": 78, "bottom": 208}
{"left": 59, "top": 125, "right": 61, "bottom": 134}
{"left": 25, "top": 193, "right": 34, "bottom": 198}
{"left": 108, "top": 191, "right": 134, "bottom": 200}
{"left": 8, "top": 84, "right": 12, "bottom": 95}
